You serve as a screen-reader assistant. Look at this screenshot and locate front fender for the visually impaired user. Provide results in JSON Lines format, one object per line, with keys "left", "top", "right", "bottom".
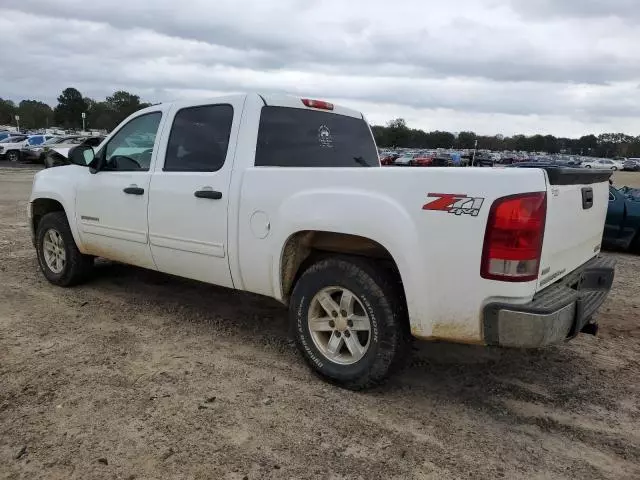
{"left": 30, "top": 166, "right": 84, "bottom": 251}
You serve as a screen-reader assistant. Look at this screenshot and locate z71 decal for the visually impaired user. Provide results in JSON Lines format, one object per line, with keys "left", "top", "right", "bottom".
{"left": 422, "top": 193, "right": 485, "bottom": 217}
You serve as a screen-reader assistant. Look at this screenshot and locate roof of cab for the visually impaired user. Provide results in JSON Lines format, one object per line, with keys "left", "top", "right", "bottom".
{"left": 259, "top": 93, "right": 363, "bottom": 119}
{"left": 144, "top": 93, "right": 364, "bottom": 119}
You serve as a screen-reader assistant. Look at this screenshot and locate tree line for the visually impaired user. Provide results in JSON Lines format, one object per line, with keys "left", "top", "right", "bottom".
{"left": 2, "top": 92, "right": 639, "bottom": 158}
{"left": 372, "top": 118, "right": 640, "bottom": 158}
{"left": 0, "top": 87, "right": 151, "bottom": 132}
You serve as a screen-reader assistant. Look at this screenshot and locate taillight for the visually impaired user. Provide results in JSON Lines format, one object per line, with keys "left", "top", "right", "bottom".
{"left": 481, "top": 192, "right": 546, "bottom": 282}
{"left": 301, "top": 98, "right": 334, "bottom": 110}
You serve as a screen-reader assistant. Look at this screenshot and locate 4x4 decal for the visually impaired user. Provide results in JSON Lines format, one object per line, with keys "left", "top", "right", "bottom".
{"left": 422, "top": 193, "right": 485, "bottom": 217}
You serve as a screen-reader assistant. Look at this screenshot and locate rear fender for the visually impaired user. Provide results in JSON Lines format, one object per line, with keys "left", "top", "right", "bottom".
{"left": 272, "top": 188, "right": 426, "bottom": 329}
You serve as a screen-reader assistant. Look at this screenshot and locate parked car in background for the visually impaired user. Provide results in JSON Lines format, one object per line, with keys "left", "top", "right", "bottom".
{"left": 623, "top": 158, "right": 640, "bottom": 171}
{"left": 431, "top": 154, "right": 454, "bottom": 167}
{"left": 43, "top": 136, "right": 106, "bottom": 168}
{"left": 582, "top": 159, "right": 618, "bottom": 170}
{"left": 19, "top": 135, "right": 57, "bottom": 163}
{"left": 471, "top": 153, "right": 494, "bottom": 167}
{"left": 380, "top": 153, "right": 399, "bottom": 166}
{"left": 393, "top": 153, "right": 416, "bottom": 166}
{"left": 603, "top": 185, "right": 640, "bottom": 252}
{"left": 412, "top": 152, "right": 435, "bottom": 166}
{"left": 0, "top": 131, "right": 22, "bottom": 142}
{"left": 0, "top": 135, "right": 29, "bottom": 161}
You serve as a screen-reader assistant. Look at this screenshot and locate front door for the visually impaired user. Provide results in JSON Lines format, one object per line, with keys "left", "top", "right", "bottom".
{"left": 75, "top": 110, "right": 165, "bottom": 269}
{"left": 147, "top": 99, "right": 241, "bottom": 287}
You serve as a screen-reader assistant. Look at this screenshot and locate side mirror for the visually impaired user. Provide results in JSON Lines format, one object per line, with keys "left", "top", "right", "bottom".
{"left": 68, "top": 144, "right": 96, "bottom": 169}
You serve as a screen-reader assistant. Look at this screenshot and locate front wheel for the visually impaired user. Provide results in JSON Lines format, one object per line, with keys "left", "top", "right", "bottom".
{"left": 290, "top": 256, "right": 409, "bottom": 390}
{"left": 612, "top": 166, "right": 618, "bottom": 171}
{"left": 36, "top": 212, "right": 93, "bottom": 286}
{"left": 6, "top": 150, "right": 19, "bottom": 162}
{"left": 585, "top": 165, "right": 592, "bottom": 168}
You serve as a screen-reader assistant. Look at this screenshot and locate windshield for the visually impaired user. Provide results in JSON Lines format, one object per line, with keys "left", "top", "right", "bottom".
{"left": 43, "top": 137, "right": 64, "bottom": 145}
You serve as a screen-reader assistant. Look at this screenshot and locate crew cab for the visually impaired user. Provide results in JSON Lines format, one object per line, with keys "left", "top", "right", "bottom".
{"left": 29, "top": 93, "right": 615, "bottom": 389}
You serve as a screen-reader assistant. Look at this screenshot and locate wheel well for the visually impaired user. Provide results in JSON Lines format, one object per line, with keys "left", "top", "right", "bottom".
{"left": 31, "top": 198, "right": 65, "bottom": 235}
{"left": 280, "top": 231, "right": 403, "bottom": 302}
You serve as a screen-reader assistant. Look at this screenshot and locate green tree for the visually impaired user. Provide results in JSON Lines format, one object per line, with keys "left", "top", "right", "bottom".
{"left": 17, "top": 100, "right": 53, "bottom": 129}
{"left": 386, "top": 118, "right": 411, "bottom": 147}
{"left": 85, "top": 98, "right": 117, "bottom": 131}
{"left": 0, "top": 98, "right": 17, "bottom": 125}
{"left": 105, "top": 91, "right": 151, "bottom": 128}
{"left": 456, "top": 131, "right": 477, "bottom": 149}
{"left": 54, "top": 87, "right": 88, "bottom": 128}
{"left": 424, "top": 130, "right": 455, "bottom": 149}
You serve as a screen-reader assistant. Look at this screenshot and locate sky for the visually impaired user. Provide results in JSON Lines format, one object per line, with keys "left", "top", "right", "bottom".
{"left": 1, "top": 0, "right": 639, "bottom": 137}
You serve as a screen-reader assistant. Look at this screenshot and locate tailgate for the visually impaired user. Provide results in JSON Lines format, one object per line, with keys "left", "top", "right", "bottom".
{"left": 537, "top": 168, "right": 611, "bottom": 292}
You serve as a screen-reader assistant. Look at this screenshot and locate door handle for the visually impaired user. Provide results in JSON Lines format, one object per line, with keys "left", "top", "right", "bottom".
{"left": 581, "top": 187, "right": 593, "bottom": 210}
{"left": 194, "top": 190, "right": 222, "bottom": 199}
{"left": 123, "top": 186, "right": 145, "bottom": 195}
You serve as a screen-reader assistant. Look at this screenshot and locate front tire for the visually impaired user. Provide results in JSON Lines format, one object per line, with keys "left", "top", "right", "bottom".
{"left": 36, "top": 212, "right": 93, "bottom": 286}
{"left": 290, "top": 256, "right": 409, "bottom": 390}
{"left": 6, "top": 150, "right": 19, "bottom": 162}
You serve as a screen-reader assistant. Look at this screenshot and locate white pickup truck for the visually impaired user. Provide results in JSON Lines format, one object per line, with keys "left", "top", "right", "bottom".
{"left": 29, "top": 93, "right": 615, "bottom": 389}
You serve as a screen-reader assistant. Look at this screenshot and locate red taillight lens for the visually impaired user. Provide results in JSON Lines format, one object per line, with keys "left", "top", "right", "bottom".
{"left": 302, "top": 98, "right": 334, "bottom": 110}
{"left": 481, "top": 192, "right": 546, "bottom": 282}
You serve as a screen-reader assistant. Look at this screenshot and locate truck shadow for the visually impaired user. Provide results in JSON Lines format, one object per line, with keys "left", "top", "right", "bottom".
{"left": 89, "top": 261, "right": 630, "bottom": 425}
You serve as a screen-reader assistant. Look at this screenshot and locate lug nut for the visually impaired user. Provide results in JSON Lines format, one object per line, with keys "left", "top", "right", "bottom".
{"left": 340, "top": 310, "right": 348, "bottom": 317}
{"left": 329, "top": 320, "right": 335, "bottom": 328}
{"left": 335, "top": 331, "right": 341, "bottom": 337}
{"left": 347, "top": 320, "right": 353, "bottom": 328}
{"left": 331, "top": 311, "right": 338, "bottom": 318}
{"left": 344, "top": 331, "right": 350, "bottom": 338}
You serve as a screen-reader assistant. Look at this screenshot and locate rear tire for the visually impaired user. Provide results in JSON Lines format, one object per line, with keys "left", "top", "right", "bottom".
{"left": 36, "top": 212, "right": 93, "bottom": 286}
{"left": 6, "top": 150, "right": 19, "bottom": 162}
{"left": 290, "top": 256, "right": 410, "bottom": 390}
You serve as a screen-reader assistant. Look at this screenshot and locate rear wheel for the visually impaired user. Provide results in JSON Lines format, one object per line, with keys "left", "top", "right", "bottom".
{"left": 290, "top": 256, "right": 409, "bottom": 390}
{"left": 585, "top": 165, "right": 592, "bottom": 168}
{"left": 36, "top": 212, "right": 93, "bottom": 286}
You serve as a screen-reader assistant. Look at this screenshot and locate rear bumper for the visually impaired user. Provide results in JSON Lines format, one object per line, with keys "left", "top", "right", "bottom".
{"left": 483, "top": 256, "right": 615, "bottom": 348}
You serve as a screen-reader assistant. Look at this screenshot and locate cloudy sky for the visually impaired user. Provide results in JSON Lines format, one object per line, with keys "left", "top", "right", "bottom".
{"left": 1, "top": 0, "right": 639, "bottom": 136}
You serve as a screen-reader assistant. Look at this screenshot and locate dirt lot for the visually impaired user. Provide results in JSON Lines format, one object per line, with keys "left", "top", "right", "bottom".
{"left": 1, "top": 167, "right": 639, "bottom": 480}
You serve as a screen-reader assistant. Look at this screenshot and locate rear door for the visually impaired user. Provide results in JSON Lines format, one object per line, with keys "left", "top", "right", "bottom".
{"left": 147, "top": 97, "right": 243, "bottom": 288}
{"left": 536, "top": 170, "right": 611, "bottom": 290}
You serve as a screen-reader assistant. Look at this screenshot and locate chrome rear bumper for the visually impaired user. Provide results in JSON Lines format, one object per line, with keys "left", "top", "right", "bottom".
{"left": 483, "top": 256, "right": 615, "bottom": 348}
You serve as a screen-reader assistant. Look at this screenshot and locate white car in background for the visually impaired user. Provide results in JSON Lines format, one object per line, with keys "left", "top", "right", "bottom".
{"left": 0, "top": 135, "right": 29, "bottom": 161}
{"left": 581, "top": 159, "right": 619, "bottom": 170}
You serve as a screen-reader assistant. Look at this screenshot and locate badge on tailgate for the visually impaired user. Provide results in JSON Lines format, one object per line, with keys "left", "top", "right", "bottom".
{"left": 422, "top": 193, "right": 485, "bottom": 217}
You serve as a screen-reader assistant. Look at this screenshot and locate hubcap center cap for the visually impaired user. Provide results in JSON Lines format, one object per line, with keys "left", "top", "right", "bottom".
{"left": 334, "top": 316, "right": 348, "bottom": 332}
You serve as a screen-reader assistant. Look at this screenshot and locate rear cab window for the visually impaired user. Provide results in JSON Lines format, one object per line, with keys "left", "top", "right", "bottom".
{"left": 255, "top": 106, "right": 378, "bottom": 167}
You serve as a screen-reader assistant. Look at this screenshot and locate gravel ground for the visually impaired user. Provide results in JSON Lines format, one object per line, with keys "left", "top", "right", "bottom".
{"left": 1, "top": 167, "right": 639, "bottom": 480}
